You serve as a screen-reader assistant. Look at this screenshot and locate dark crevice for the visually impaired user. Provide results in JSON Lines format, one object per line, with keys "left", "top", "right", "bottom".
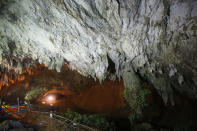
{"left": 8, "top": 41, "right": 16, "bottom": 55}
{"left": 107, "top": 55, "right": 116, "bottom": 74}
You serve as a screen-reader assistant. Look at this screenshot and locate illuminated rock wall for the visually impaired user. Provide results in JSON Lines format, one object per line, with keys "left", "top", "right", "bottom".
{"left": 0, "top": 65, "right": 129, "bottom": 117}
{"left": 0, "top": 0, "right": 197, "bottom": 124}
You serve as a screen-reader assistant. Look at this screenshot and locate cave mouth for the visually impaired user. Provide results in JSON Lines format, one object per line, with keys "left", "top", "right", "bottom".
{"left": 0, "top": 64, "right": 131, "bottom": 130}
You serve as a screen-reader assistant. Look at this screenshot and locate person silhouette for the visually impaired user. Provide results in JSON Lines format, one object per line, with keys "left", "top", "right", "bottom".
{"left": 50, "top": 111, "right": 53, "bottom": 118}
{"left": 2, "top": 101, "right": 5, "bottom": 113}
{"left": 0, "top": 96, "right": 2, "bottom": 113}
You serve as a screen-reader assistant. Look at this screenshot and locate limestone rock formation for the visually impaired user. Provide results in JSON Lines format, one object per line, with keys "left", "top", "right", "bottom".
{"left": 0, "top": 0, "right": 197, "bottom": 120}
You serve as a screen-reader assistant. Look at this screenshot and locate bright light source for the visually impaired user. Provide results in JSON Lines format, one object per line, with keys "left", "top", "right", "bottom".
{"left": 42, "top": 101, "right": 46, "bottom": 104}
{"left": 47, "top": 96, "right": 54, "bottom": 101}
{"left": 46, "top": 95, "right": 56, "bottom": 104}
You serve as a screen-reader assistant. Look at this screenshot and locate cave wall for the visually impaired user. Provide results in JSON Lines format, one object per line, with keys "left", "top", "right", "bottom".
{"left": 0, "top": 0, "right": 197, "bottom": 117}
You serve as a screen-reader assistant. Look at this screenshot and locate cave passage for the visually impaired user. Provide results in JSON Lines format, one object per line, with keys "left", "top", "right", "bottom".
{"left": 0, "top": 64, "right": 132, "bottom": 130}
{"left": 0, "top": 64, "right": 130, "bottom": 117}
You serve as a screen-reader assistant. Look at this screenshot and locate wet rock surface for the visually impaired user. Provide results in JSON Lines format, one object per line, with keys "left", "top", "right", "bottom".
{"left": 0, "top": 0, "right": 197, "bottom": 129}
{"left": 0, "top": 0, "right": 196, "bottom": 83}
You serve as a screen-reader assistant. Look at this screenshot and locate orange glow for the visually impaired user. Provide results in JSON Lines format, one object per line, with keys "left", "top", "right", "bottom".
{"left": 42, "top": 95, "right": 56, "bottom": 105}
{"left": 0, "top": 64, "right": 46, "bottom": 92}
{"left": 1, "top": 104, "right": 29, "bottom": 119}
{"left": 0, "top": 64, "right": 130, "bottom": 117}
{"left": 40, "top": 79, "right": 130, "bottom": 117}
{"left": 47, "top": 96, "right": 54, "bottom": 101}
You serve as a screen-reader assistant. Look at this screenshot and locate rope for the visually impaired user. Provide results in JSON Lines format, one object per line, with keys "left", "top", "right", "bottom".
{"left": 1, "top": 105, "right": 97, "bottom": 131}
{"left": 31, "top": 110, "right": 97, "bottom": 131}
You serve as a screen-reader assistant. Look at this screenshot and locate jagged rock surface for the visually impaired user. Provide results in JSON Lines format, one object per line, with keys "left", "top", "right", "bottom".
{"left": 0, "top": 0, "right": 197, "bottom": 112}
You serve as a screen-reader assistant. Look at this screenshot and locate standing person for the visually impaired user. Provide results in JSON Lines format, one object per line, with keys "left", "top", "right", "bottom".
{"left": 25, "top": 100, "right": 31, "bottom": 111}
{"left": 50, "top": 111, "right": 53, "bottom": 118}
{"left": 0, "top": 96, "right": 2, "bottom": 113}
{"left": 17, "top": 97, "right": 20, "bottom": 114}
{"left": 2, "top": 101, "right": 5, "bottom": 113}
{"left": 0, "top": 97, "right": 5, "bottom": 114}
